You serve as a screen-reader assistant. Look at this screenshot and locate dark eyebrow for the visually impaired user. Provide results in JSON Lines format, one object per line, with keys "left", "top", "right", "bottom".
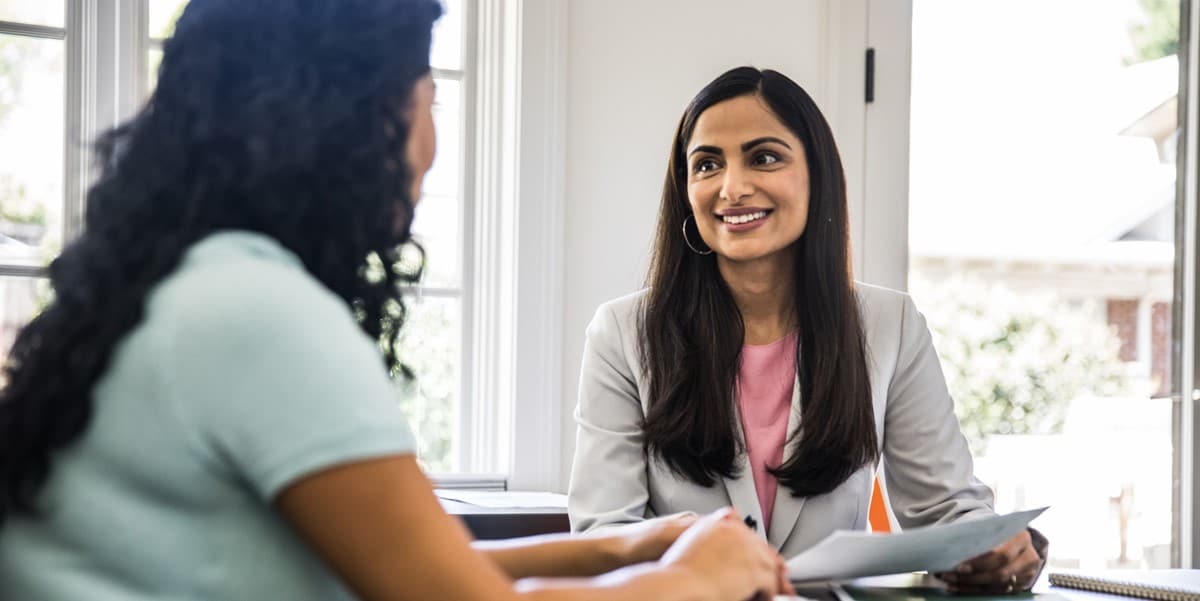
{"left": 742, "top": 136, "right": 791, "bottom": 151}
{"left": 688, "top": 144, "right": 723, "bottom": 157}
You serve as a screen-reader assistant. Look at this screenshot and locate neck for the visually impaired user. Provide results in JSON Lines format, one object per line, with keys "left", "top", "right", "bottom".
{"left": 717, "top": 250, "right": 795, "bottom": 345}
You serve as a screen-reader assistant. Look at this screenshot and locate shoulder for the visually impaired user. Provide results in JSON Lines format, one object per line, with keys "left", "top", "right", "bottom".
{"left": 586, "top": 289, "right": 647, "bottom": 337}
{"left": 854, "top": 281, "right": 923, "bottom": 329}
{"left": 853, "top": 281, "right": 929, "bottom": 361}
{"left": 147, "top": 231, "right": 362, "bottom": 353}
{"left": 854, "top": 281, "right": 912, "bottom": 317}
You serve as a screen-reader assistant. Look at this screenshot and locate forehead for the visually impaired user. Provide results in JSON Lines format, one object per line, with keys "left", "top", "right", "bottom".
{"left": 688, "top": 94, "right": 798, "bottom": 150}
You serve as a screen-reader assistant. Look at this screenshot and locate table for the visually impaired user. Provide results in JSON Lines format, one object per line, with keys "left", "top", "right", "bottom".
{"left": 439, "top": 498, "right": 570, "bottom": 540}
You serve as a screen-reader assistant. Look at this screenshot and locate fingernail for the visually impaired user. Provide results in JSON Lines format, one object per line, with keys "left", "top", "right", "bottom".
{"left": 957, "top": 564, "right": 973, "bottom": 574}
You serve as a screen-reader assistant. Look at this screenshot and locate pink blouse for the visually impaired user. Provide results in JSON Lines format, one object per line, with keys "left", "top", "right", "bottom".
{"left": 736, "top": 331, "right": 797, "bottom": 531}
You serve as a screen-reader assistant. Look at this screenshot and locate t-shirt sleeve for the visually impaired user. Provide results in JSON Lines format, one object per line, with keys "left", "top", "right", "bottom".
{"left": 160, "top": 258, "right": 418, "bottom": 501}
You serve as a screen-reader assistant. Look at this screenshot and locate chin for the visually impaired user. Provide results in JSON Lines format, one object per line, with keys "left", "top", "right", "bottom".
{"left": 718, "top": 249, "right": 772, "bottom": 263}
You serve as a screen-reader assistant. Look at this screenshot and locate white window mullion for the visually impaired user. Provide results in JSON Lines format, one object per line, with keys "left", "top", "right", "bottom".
{"left": 65, "top": 0, "right": 147, "bottom": 243}
{"left": 454, "top": 0, "right": 480, "bottom": 477}
{"left": 462, "top": 0, "right": 568, "bottom": 491}
{"left": 508, "top": 0, "right": 567, "bottom": 492}
{"left": 64, "top": 0, "right": 97, "bottom": 242}
{"left": 1180, "top": 0, "right": 1199, "bottom": 567}
{"left": 465, "top": 0, "right": 517, "bottom": 479}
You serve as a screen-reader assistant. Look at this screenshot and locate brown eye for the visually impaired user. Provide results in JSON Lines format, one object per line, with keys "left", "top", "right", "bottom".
{"left": 753, "top": 152, "right": 780, "bottom": 166}
{"left": 693, "top": 158, "right": 719, "bottom": 174}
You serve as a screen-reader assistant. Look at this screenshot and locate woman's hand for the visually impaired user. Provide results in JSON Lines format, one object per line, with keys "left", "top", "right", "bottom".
{"left": 613, "top": 513, "right": 699, "bottom": 565}
{"left": 659, "top": 508, "right": 795, "bottom": 601}
{"left": 936, "top": 530, "right": 1044, "bottom": 595}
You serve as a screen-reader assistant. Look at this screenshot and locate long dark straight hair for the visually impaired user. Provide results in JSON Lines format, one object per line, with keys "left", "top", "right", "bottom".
{"left": 639, "top": 66, "right": 877, "bottom": 497}
{"left": 0, "top": 0, "right": 442, "bottom": 524}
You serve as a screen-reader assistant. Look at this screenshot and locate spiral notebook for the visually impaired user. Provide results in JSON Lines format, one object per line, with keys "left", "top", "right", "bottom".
{"left": 1048, "top": 571, "right": 1200, "bottom": 601}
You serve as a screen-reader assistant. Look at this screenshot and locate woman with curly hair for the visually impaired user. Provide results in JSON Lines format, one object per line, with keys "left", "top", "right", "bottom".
{"left": 0, "top": 2, "right": 790, "bottom": 600}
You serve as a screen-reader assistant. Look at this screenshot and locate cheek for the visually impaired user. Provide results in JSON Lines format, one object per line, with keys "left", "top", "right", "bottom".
{"left": 407, "top": 115, "right": 437, "bottom": 177}
{"left": 770, "top": 178, "right": 810, "bottom": 231}
{"left": 687, "top": 181, "right": 717, "bottom": 217}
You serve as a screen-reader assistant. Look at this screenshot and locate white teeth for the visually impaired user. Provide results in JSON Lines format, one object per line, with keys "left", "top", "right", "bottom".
{"left": 722, "top": 211, "right": 768, "bottom": 225}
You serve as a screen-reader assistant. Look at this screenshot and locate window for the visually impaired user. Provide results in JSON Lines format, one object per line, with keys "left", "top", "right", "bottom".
{"left": 400, "top": 0, "right": 470, "bottom": 475}
{"left": 0, "top": 1, "right": 66, "bottom": 370}
{"left": 909, "top": 0, "right": 1186, "bottom": 569}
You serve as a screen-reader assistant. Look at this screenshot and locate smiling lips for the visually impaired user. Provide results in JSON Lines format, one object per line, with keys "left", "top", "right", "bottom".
{"left": 721, "top": 210, "right": 768, "bottom": 225}
{"left": 716, "top": 208, "right": 772, "bottom": 229}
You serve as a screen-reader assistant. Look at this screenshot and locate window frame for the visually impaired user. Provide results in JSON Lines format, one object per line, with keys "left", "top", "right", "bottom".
{"left": 0, "top": 12, "right": 65, "bottom": 278}
{"left": 461, "top": 0, "right": 567, "bottom": 491}
{"left": 0, "top": 1, "right": 146, "bottom": 280}
{"left": 1177, "top": 0, "right": 1199, "bottom": 569}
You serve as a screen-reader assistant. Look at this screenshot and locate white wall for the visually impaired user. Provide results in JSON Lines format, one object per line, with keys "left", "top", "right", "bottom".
{"left": 555, "top": 0, "right": 893, "bottom": 489}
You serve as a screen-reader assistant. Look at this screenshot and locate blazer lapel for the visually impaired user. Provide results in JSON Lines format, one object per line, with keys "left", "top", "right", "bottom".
{"left": 767, "top": 378, "right": 806, "bottom": 549}
{"left": 722, "top": 402, "right": 766, "bottom": 540}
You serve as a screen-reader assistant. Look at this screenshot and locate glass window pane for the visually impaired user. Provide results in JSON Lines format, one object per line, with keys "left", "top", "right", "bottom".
{"left": 430, "top": 0, "right": 463, "bottom": 71}
{"left": 909, "top": 0, "right": 1178, "bottom": 570}
{"left": 148, "top": 0, "right": 190, "bottom": 40}
{"left": 0, "top": 34, "right": 64, "bottom": 267}
{"left": 147, "top": 46, "right": 163, "bottom": 95}
{"left": 411, "top": 78, "right": 462, "bottom": 288}
{"left": 412, "top": 194, "right": 460, "bottom": 289}
{"left": 0, "top": 275, "right": 49, "bottom": 381}
{"left": 395, "top": 294, "right": 461, "bottom": 473}
{"left": 0, "top": 0, "right": 64, "bottom": 28}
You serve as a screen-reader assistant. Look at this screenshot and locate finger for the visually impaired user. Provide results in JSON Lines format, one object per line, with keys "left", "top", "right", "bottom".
{"left": 1014, "top": 548, "right": 1043, "bottom": 589}
{"left": 753, "top": 542, "right": 781, "bottom": 593}
{"left": 954, "top": 568, "right": 1016, "bottom": 588}
{"left": 712, "top": 506, "right": 739, "bottom": 521}
{"left": 948, "top": 574, "right": 1022, "bottom": 595}
{"left": 777, "top": 555, "right": 796, "bottom": 595}
{"left": 953, "top": 555, "right": 1027, "bottom": 588}
{"left": 963, "top": 534, "right": 1027, "bottom": 575}
{"left": 962, "top": 539, "right": 1038, "bottom": 588}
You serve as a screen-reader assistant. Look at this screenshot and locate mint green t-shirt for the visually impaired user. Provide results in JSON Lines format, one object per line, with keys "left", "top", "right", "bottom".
{"left": 0, "top": 231, "right": 417, "bottom": 600}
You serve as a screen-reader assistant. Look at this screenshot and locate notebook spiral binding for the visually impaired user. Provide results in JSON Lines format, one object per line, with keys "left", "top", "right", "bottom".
{"left": 1049, "top": 573, "right": 1200, "bottom": 601}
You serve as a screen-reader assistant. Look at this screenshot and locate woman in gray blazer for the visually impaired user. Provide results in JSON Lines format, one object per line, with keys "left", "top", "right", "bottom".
{"left": 568, "top": 66, "right": 1046, "bottom": 595}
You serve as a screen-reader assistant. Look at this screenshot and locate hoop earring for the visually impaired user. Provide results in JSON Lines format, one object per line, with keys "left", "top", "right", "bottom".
{"left": 682, "top": 214, "right": 713, "bottom": 255}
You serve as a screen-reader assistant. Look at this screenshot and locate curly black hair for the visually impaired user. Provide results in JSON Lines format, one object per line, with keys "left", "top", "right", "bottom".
{"left": 0, "top": 0, "right": 443, "bottom": 524}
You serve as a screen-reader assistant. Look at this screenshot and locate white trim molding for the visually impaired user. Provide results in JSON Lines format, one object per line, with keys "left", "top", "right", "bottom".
{"left": 508, "top": 0, "right": 567, "bottom": 492}
{"left": 65, "top": 0, "right": 148, "bottom": 242}
{"left": 860, "top": 0, "right": 913, "bottom": 292}
{"left": 1179, "top": 0, "right": 1199, "bottom": 568}
{"left": 465, "top": 0, "right": 567, "bottom": 490}
{"left": 464, "top": 0, "right": 519, "bottom": 477}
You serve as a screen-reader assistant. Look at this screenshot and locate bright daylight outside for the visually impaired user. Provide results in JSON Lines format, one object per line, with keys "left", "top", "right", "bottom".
{"left": 910, "top": 0, "right": 1181, "bottom": 569}
{"left": 0, "top": 1, "right": 62, "bottom": 368}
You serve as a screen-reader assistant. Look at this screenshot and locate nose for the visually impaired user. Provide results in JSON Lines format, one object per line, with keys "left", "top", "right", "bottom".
{"left": 719, "top": 163, "right": 754, "bottom": 204}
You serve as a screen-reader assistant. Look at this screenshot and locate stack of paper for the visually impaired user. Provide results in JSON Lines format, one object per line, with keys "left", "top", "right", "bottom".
{"left": 786, "top": 507, "right": 1047, "bottom": 582}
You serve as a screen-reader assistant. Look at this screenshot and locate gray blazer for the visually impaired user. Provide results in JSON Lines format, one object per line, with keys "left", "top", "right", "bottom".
{"left": 567, "top": 283, "right": 996, "bottom": 558}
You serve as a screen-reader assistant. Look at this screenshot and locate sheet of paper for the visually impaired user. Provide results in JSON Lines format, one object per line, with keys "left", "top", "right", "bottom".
{"left": 434, "top": 489, "right": 568, "bottom": 509}
{"left": 786, "top": 507, "right": 1047, "bottom": 582}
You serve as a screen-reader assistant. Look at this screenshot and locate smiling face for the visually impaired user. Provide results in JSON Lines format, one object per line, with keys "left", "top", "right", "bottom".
{"left": 685, "top": 93, "right": 809, "bottom": 264}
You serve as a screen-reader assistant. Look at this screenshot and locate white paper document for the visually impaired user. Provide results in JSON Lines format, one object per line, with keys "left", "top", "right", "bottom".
{"left": 786, "top": 507, "right": 1047, "bottom": 582}
{"left": 434, "top": 490, "right": 568, "bottom": 509}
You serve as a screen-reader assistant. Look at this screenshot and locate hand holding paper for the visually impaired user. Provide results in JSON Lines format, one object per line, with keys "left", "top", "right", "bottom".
{"left": 786, "top": 507, "right": 1047, "bottom": 582}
